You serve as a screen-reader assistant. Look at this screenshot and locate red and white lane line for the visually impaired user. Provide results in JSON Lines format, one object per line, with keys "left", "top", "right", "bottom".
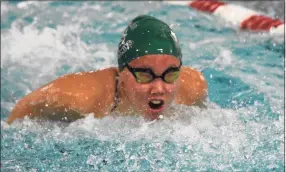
{"left": 165, "top": 0, "right": 284, "bottom": 35}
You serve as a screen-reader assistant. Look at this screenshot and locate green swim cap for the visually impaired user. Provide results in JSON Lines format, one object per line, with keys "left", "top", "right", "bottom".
{"left": 117, "top": 15, "right": 182, "bottom": 71}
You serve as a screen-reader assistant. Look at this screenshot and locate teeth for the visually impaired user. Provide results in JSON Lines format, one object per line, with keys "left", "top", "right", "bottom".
{"left": 151, "top": 100, "right": 162, "bottom": 104}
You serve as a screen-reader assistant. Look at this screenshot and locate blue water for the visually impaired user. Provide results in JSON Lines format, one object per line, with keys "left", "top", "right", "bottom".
{"left": 1, "top": 1, "right": 284, "bottom": 171}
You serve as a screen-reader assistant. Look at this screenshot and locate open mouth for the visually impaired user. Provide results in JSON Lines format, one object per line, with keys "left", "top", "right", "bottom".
{"left": 148, "top": 100, "right": 164, "bottom": 110}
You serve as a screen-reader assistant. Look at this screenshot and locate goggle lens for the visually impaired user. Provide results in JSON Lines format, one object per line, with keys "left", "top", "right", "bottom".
{"left": 164, "top": 71, "right": 180, "bottom": 83}
{"left": 134, "top": 72, "right": 153, "bottom": 83}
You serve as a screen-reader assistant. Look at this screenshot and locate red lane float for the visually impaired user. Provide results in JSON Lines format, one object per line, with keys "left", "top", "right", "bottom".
{"left": 240, "top": 15, "right": 283, "bottom": 31}
{"left": 165, "top": 0, "right": 284, "bottom": 35}
{"left": 189, "top": 0, "right": 225, "bottom": 13}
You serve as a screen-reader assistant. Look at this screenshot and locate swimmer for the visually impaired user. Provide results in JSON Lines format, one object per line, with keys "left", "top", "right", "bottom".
{"left": 7, "top": 15, "right": 208, "bottom": 124}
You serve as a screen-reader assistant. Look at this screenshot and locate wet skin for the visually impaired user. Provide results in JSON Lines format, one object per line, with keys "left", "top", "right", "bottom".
{"left": 7, "top": 54, "right": 208, "bottom": 124}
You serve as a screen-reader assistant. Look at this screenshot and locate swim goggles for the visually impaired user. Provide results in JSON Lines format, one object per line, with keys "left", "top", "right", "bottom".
{"left": 126, "top": 63, "right": 181, "bottom": 84}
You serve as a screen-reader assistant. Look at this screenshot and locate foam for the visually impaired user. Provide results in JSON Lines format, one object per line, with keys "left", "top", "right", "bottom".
{"left": 17, "top": 2, "right": 39, "bottom": 9}
{"left": 1, "top": 1, "right": 8, "bottom": 15}
{"left": 1, "top": 2, "right": 283, "bottom": 170}
{"left": 3, "top": 102, "right": 283, "bottom": 156}
{"left": 1, "top": 22, "right": 116, "bottom": 90}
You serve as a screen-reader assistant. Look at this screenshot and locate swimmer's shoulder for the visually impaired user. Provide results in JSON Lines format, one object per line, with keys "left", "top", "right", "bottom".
{"left": 44, "top": 67, "right": 119, "bottom": 116}
{"left": 54, "top": 67, "right": 118, "bottom": 83}
{"left": 176, "top": 66, "right": 208, "bottom": 106}
{"left": 7, "top": 67, "right": 119, "bottom": 124}
{"left": 52, "top": 67, "right": 118, "bottom": 89}
{"left": 180, "top": 66, "right": 206, "bottom": 83}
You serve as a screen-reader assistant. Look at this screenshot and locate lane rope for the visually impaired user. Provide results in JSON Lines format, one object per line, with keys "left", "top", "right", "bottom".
{"left": 165, "top": 0, "right": 284, "bottom": 35}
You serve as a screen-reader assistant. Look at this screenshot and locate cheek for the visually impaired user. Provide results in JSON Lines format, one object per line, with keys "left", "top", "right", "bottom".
{"left": 164, "top": 84, "right": 178, "bottom": 103}
{"left": 130, "top": 84, "right": 149, "bottom": 99}
{"left": 165, "top": 83, "right": 177, "bottom": 94}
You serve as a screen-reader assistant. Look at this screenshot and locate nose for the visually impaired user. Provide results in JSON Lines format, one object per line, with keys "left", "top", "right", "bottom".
{"left": 150, "top": 78, "right": 165, "bottom": 96}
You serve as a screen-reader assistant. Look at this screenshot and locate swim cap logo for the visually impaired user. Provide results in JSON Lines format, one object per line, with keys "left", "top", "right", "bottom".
{"left": 117, "top": 21, "right": 138, "bottom": 58}
{"left": 118, "top": 35, "right": 134, "bottom": 58}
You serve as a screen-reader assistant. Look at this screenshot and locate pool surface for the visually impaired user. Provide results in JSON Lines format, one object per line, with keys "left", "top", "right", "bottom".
{"left": 1, "top": 1, "right": 284, "bottom": 171}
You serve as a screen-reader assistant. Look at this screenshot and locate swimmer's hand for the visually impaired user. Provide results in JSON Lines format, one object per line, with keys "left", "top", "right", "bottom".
{"left": 7, "top": 68, "right": 118, "bottom": 124}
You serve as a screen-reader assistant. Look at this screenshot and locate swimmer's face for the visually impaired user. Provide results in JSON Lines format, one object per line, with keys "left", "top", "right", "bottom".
{"left": 119, "top": 54, "right": 181, "bottom": 120}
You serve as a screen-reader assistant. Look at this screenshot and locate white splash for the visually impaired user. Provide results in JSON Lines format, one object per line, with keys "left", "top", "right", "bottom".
{"left": 1, "top": 2, "right": 283, "bottom": 170}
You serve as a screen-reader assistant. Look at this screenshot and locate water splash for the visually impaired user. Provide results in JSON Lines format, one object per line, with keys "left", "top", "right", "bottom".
{"left": 1, "top": 102, "right": 283, "bottom": 171}
{"left": 1, "top": 1, "right": 284, "bottom": 171}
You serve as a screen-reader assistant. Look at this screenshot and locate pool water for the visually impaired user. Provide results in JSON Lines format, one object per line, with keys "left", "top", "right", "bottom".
{"left": 1, "top": 1, "right": 284, "bottom": 171}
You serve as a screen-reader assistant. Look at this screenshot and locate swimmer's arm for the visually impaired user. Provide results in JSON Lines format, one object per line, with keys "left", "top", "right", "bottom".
{"left": 175, "top": 67, "right": 208, "bottom": 108}
{"left": 191, "top": 92, "right": 208, "bottom": 108}
{"left": 7, "top": 76, "right": 95, "bottom": 124}
{"left": 7, "top": 69, "right": 116, "bottom": 124}
{"left": 6, "top": 90, "right": 40, "bottom": 124}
